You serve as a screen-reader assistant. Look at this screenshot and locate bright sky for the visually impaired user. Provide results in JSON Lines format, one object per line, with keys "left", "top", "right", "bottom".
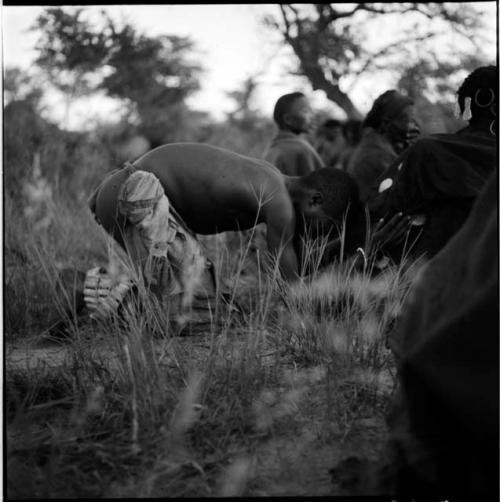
{"left": 2, "top": 3, "right": 497, "bottom": 130}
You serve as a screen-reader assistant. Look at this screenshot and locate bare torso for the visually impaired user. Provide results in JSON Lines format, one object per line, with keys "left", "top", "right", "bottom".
{"left": 134, "top": 143, "right": 291, "bottom": 234}
{"left": 125, "top": 143, "right": 298, "bottom": 279}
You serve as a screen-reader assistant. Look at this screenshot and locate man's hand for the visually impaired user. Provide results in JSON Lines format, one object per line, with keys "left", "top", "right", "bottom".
{"left": 372, "top": 212, "right": 412, "bottom": 249}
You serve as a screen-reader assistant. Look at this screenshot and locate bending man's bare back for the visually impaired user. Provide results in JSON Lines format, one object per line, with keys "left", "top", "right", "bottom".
{"left": 91, "top": 143, "right": 332, "bottom": 281}
{"left": 137, "top": 143, "right": 291, "bottom": 233}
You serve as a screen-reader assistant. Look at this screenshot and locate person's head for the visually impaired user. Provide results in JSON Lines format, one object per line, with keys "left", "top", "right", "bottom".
{"left": 316, "top": 119, "right": 343, "bottom": 141}
{"left": 273, "top": 92, "right": 313, "bottom": 134}
{"left": 314, "top": 119, "right": 346, "bottom": 166}
{"left": 291, "top": 168, "right": 362, "bottom": 237}
{"left": 363, "top": 90, "right": 420, "bottom": 154}
{"left": 341, "top": 119, "right": 363, "bottom": 147}
{"left": 456, "top": 65, "right": 497, "bottom": 135}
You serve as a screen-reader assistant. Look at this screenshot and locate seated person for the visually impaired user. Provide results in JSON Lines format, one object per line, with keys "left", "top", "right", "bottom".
{"left": 370, "top": 65, "right": 498, "bottom": 261}
{"left": 335, "top": 119, "right": 363, "bottom": 171}
{"left": 347, "top": 90, "right": 420, "bottom": 202}
{"left": 264, "top": 92, "right": 325, "bottom": 176}
{"left": 84, "top": 143, "right": 408, "bottom": 320}
{"left": 381, "top": 169, "right": 498, "bottom": 497}
{"left": 313, "top": 118, "right": 346, "bottom": 169}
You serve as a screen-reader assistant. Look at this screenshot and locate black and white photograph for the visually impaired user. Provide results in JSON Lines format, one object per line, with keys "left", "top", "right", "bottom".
{"left": 3, "top": 2, "right": 498, "bottom": 499}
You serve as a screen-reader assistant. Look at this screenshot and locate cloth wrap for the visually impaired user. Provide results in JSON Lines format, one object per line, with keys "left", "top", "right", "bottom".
{"left": 382, "top": 171, "right": 498, "bottom": 496}
{"left": 264, "top": 130, "right": 324, "bottom": 176}
{"left": 368, "top": 124, "right": 497, "bottom": 259}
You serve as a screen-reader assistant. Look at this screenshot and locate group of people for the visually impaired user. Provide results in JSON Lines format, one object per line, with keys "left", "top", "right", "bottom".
{"left": 79, "top": 65, "right": 497, "bottom": 321}
{"left": 64, "top": 65, "right": 497, "bottom": 496}
{"left": 263, "top": 66, "right": 497, "bottom": 264}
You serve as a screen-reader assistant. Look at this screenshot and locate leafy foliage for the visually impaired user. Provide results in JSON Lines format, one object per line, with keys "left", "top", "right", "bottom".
{"left": 33, "top": 8, "right": 109, "bottom": 96}
{"left": 31, "top": 7, "right": 203, "bottom": 145}
{"left": 4, "top": 67, "right": 44, "bottom": 105}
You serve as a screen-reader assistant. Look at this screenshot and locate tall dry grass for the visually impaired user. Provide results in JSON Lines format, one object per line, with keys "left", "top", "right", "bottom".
{"left": 5, "top": 191, "right": 420, "bottom": 497}
{"left": 5, "top": 124, "right": 421, "bottom": 496}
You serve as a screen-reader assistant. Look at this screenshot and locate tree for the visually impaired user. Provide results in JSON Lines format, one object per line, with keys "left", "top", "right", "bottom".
{"left": 226, "top": 75, "right": 261, "bottom": 124}
{"left": 33, "top": 8, "right": 110, "bottom": 90}
{"left": 31, "top": 7, "right": 203, "bottom": 144}
{"left": 264, "top": 3, "right": 493, "bottom": 119}
{"left": 3, "top": 67, "right": 51, "bottom": 198}
{"left": 4, "top": 67, "right": 44, "bottom": 106}
{"left": 394, "top": 52, "right": 491, "bottom": 134}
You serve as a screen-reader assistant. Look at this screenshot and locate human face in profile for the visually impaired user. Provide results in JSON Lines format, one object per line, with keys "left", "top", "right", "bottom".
{"left": 384, "top": 105, "right": 420, "bottom": 154}
{"left": 284, "top": 97, "right": 314, "bottom": 134}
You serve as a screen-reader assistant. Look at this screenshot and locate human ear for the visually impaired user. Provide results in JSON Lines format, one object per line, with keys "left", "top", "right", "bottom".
{"left": 309, "top": 191, "right": 323, "bottom": 207}
{"left": 283, "top": 112, "right": 295, "bottom": 128}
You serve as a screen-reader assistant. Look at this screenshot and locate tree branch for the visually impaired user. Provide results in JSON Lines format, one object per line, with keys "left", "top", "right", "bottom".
{"left": 358, "top": 3, "right": 427, "bottom": 16}
{"left": 314, "top": 3, "right": 363, "bottom": 25}
{"left": 351, "top": 31, "right": 442, "bottom": 79}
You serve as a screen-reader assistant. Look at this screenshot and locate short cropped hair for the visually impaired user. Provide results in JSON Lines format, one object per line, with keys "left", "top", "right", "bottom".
{"left": 363, "top": 90, "right": 414, "bottom": 131}
{"left": 301, "top": 168, "right": 362, "bottom": 224}
{"left": 273, "top": 92, "right": 305, "bottom": 128}
{"left": 457, "top": 65, "right": 498, "bottom": 120}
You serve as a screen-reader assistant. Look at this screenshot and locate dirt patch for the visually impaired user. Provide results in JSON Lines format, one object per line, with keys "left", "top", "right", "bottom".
{"left": 5, "top": 317, "right": 395, "bottom": 496}
{"left": 247, "top": 374, "right": 391, "bottom": 496}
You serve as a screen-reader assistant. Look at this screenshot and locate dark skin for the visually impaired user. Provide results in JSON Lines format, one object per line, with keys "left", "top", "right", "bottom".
{"left": 380, "top": 104, "right": 420, "bottom": 155}
{"left": 296, "top": 208, "right": 412, "bottom": 274}
{"left": 91, "top": 143, "right": 300, "bottom": 280}
{"left": 281, "top": 96, "right": 314, "bottom": 134}
{"left": 90, "top": 143, "right": 410, "bottom": 281}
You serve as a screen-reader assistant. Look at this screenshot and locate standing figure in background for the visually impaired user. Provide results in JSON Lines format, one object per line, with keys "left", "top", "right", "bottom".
{"left": 313, "top": 118, "right": 346, "bottom": 169}
{"left": 347, "top": 90, "right": 420, "bottom": 203}
{"left": 264, "top": 92, "right": 324, "bottom": 176}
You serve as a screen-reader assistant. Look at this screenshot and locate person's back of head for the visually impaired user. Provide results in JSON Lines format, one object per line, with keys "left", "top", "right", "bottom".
{"left": 456, "top": 65, "right": 498, "bottom": 135}
{"left": 273, "top": 92, "right": 312, "bottom": 133}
